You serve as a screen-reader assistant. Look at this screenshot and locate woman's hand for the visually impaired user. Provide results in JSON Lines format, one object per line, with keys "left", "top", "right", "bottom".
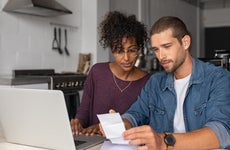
{"left": 70, "top": 118, "right": 84, "bottom": 135}
{"left": 81, "top": 124, "right": 102, "bottom": 136}
{"left": 70, "top": 119, "right": 102, "bottom": 136}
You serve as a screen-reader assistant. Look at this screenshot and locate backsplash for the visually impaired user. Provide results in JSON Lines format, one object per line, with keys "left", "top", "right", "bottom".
{"left": 0, "top": 0, "right": 82, "bottom": 75}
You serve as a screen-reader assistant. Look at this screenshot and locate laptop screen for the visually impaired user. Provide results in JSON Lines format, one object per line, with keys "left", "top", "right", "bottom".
{"left": 0, "top": 88, "right": 76, "bottom": 150}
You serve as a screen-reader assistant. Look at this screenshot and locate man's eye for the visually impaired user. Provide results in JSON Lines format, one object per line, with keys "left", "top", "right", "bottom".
{"left": 151, "top": 48, "right": 158, "bottom": 52}
{"left": 164, "top": 45, "right": 171, "bottom": 49}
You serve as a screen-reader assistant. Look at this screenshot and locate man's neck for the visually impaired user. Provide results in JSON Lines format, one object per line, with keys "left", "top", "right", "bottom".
{"left": 174, "top": 55, "right": 193, "bottom": 79}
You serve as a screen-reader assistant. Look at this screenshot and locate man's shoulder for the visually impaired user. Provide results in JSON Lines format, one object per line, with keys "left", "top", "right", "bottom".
{"left": 194, "top": 58, "right": 230, "bottom": 79}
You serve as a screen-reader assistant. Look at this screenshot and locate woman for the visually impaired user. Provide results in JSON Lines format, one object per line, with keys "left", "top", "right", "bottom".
{"left": 71, "top": 11, "right": 150, "bottom": 136}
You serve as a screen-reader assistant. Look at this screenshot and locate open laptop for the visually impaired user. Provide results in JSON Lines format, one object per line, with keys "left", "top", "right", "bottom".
{"left": 0, "top": 88, "right": 105, "bottom": 150}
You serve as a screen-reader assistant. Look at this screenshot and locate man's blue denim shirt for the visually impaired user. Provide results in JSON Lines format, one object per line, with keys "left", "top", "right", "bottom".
{"left": 122, "top": 57, "right": 230, "bottom": 148}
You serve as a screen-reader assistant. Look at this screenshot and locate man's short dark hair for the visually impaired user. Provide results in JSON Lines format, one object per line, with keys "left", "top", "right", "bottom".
{"left": 150, "top": 16, "right": 191, "bottom": 44}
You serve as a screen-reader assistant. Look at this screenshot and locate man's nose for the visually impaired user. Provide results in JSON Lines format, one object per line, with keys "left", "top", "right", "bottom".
{"left": 158, "top": 49, "right": 166, "bottom": 60}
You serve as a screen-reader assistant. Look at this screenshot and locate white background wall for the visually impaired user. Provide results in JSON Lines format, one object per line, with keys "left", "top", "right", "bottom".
{"left": 0, "top": 0, "right": 229, "bottom": 76}
{"left": 148, "top": 0, "right": 201, "bottom": 57}
{"left": 0, "top": 0, "right": 111, "bottom": 76}
{"left": 203, "top": 7, "right": 230, "bottom": 27}
{"left": 0, "top": 0, "right": 83, "bottom": 75}
{"left": 110, "top": 0, "right": 201, "bottom": 57}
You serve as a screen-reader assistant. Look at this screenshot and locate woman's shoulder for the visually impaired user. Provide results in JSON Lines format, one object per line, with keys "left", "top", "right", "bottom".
{"left": 91, "top": 62, "right": 109, "bottom": 70}
{"left": 88, "top": 62, "right": 110, "bottom": 75}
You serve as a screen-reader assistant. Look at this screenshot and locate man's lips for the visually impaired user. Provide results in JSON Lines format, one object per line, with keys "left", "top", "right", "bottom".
{"left": 161, "top": 60, "right": 171, "bottom": 67}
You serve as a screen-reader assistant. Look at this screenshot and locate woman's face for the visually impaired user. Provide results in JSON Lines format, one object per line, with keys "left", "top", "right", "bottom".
{"left": 112, "top": 36, "right": 139, "bottom": 72}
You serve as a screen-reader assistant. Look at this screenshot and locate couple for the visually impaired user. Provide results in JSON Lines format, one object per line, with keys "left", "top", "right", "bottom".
{"left": 72, "top": 11, "right": 230, "bottom": 150}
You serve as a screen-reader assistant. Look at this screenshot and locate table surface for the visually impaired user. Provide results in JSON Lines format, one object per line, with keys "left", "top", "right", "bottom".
{"left": 0, "top": 131, "right": 102, "bottom": 150}
{"left": 0, "top": 141, "right": 102, "bottom": 150}
{"left": 0, "top": 142, "right": 102, "bottom": 150}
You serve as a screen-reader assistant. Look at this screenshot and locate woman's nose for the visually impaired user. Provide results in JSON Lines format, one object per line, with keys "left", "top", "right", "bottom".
{"left": 123, "top": 51, "right": 130, "bottom": 60}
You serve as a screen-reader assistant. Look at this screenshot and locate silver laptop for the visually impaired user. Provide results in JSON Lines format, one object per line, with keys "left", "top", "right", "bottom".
{"left": 0, "top": 88, "right": 105, "bottom": 150}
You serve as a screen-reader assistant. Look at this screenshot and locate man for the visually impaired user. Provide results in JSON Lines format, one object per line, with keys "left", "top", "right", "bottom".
{"left": 120, "top": 16, "right": 230, "bottom": 149}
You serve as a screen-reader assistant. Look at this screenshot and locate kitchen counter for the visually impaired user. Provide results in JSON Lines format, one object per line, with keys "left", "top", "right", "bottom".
{"left": 0, "top": 75, "right": 51, "bottom": 86}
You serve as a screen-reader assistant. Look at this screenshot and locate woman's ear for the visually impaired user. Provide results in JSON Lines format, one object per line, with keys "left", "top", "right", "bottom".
{"left": 182, "top": 35, "right": 191, "bottom": 49}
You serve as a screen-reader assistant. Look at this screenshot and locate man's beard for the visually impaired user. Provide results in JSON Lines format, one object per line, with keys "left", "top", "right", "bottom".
{"left": 162, "top": 56, "right": 186, "bottom": 73}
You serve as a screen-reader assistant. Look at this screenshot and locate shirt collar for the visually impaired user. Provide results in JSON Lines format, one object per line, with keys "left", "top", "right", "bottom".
{"left": 163, "top": 57, "right": 204, "bottom": 91}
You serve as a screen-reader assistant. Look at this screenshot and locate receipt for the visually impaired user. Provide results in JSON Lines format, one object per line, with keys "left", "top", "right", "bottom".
{"left": 97, "top": 113, "right": 129, "bottom": 144}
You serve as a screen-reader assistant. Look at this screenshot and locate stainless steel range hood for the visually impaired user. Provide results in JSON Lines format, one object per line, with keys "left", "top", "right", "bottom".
{"left": 3, "top": 0, "right": 72, "bottom": 17}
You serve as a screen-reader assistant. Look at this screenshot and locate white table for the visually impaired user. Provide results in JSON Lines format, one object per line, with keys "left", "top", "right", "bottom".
{"left": 0, "top": 139, "right": 102, "bottom": 150}
{"left": 0, "top": 142, "right": 102, "bottom": 150}
{"left": 0, "top": 128, "right": 102, "bottom": 150}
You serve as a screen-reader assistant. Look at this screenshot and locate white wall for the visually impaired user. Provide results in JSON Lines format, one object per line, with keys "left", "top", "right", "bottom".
{"left": 148, "top": 0, "right": 200, "bottom": 57}
{"left": 81, "top": 0, "right": 110, "bottom": 65}
{"left": 0, "top": 0, "right": 82, "bottom": 75}
{"left": 202, "top": 7, "right": 230, "bottom": 27}
{"left": 96, "top": 0, "right": 110, "bottom": 63}
{"left": 109, "top": 0, "right": 201, "bottom": 57}
{"left": 0, "top": 0, "right": 207, "bottom": 76}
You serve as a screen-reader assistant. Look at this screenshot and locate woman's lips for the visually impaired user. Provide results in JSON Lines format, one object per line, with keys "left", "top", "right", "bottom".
{"left": 122, "top": 63, "right": 132, "bottom": 68}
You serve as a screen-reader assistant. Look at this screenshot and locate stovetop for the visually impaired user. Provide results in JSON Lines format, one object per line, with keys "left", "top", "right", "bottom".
{"left": 13, "top": 69, "right": 87, "bottom": 90}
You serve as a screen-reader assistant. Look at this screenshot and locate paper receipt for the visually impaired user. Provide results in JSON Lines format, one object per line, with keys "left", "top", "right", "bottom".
{"left": 97, "top": 113, "right": 129, "bottom": 144}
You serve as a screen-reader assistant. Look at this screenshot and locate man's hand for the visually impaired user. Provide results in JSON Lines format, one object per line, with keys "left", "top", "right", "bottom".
{"left": 122, "top": 125, "right": 166, "bottom": 150}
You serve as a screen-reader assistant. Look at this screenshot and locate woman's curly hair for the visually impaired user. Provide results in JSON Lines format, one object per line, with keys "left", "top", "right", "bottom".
{"left": 99, "top": 11, "right": 147, "bottom": 53}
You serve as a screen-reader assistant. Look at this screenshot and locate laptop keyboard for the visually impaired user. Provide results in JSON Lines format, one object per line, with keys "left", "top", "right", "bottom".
{"left": 74, "top": 139, "right": 87, "bottom": 146}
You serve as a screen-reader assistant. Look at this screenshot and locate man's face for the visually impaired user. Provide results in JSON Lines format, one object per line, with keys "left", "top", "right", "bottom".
{"left": 150, "top": 29, "right": 186, "bottom": 73}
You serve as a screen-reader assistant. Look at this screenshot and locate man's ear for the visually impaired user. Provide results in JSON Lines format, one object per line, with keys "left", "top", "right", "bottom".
{"left": 182, "top": 35, "right": 191, "bottom": 49}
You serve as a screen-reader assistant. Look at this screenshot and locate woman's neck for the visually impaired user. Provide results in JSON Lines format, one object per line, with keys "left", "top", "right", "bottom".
{"left": 110, "top": 62, "right": 136, "bottom": 81}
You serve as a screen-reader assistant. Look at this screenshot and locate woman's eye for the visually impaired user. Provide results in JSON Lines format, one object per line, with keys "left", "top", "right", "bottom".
{"left": 129, "top": 49, "right": 138, "bottom": 53}
{"left": 117, "top": 50, "right": 124, "bottom": 54}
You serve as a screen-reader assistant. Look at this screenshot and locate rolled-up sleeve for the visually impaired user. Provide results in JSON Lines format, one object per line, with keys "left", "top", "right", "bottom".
{"left": 205, "top": 121, "right": 230, "bottom": 149}
{"left": 122, "top": 113, "right": 138, "bottom": 128}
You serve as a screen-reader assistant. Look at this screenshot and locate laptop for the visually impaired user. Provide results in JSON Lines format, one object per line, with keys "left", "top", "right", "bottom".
{"left": 0, "top": 88, "right": 105, "bottom": 150}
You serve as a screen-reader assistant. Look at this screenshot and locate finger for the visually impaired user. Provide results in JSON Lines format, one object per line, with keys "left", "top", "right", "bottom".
{"left": 97, "top": 130, "right": 103, "bottom": 135}
{"left": 136, "top": 145, "right": 148, "bottom": 150}
{"left": 76, "top": 125, "right": 84, "bottom": 135}
{"left": 90, "top": 128, "right": 99, "bottom": 136}
{"left": 99, "top": 124, "right": 105, "bottom": 136}
{"left": 124, "top": 125, "right": 152, "bottom": 136}
{"left": 109, "top": 109, "right": 116, "bottom": 113}
{"left": 129, "top": 138, "right": 146, "bottom": 146}
{"left": 70, "top": 119, "right": 76, "bottom": 134}
{"left": 80, "top": 128, "right": 87, "bottom": 135}
{"left": 123, "top": 126, "right": 154, "bottom": 141}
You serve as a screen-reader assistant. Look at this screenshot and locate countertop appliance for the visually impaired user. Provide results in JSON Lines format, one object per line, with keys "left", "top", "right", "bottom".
{"left": 214, "top": 49, "right": 230, "bottom": 70}
{"left": 199, "top": 49, "right": 230, "bottom": 71}
{"left": 13, "top": 69, "right": 87, "bottom": 119}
